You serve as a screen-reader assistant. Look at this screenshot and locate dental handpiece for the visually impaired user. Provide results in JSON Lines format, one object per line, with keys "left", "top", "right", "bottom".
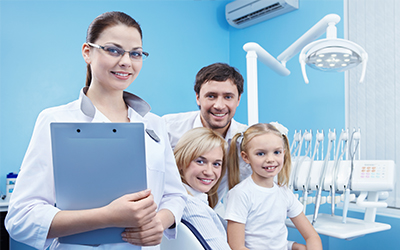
{"left": 312, "top": 129, "right": 335, "bottom": 226}
{"left": 290, "top": 130, "right": 302, "bottom": 157}
{"left": 342, "top": 189, "right": 351, "bottom": 224}
{"left": 331, "top": 130, "right": 348, "bottom": 216}
{"left": 342, "top": 130, "right": 360, "bottom": 223}
{"left": 293, "top": 130, "right": 312, "bottom": 192}
{"left": 289, "top": 131, "right": 306, "bottom": 191}
{"left": 303, "top": 130, "right": 323, "bottom": 213}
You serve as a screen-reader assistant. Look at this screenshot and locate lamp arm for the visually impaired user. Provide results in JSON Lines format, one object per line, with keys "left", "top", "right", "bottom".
{"left": 246, "top": 50, "right": 259, "bottom": 126}
{"left": 242, "top": 14, "right": 341, "bottom": 78}
{"left": 243, "top": 42, "right": 290, "bottom": 76}
{"left": 277, "top": 14, "right": 341, "bottom": 64}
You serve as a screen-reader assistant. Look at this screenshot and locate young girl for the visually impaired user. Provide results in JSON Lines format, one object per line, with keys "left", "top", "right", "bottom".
{"left": 224, "top": 123, "right": 322, "bottom": 250}
{"left": 174, "top": 127, "right": 232, "bottom": 249}
{"left": 5, "top": 11, "right": 186, "bottom": 249}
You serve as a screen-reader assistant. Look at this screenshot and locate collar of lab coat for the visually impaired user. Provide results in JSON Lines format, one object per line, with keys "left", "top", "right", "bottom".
{"left": 79, "top": 87, "right": 151, "bottom": 121}
{"left": 183, "top": 183, "right": 209, "bottom": 205}
{"left": 193, "top": 111, "right": 246, "bottom": 141}
{"left": 225, "top": 120, "right": 247, "bottom": 142}
{"left": 193, "top": 112, "right": 203, "bottom": 128}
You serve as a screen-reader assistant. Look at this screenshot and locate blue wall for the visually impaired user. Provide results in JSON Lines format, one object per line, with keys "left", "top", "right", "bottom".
{"left": 1, "top": 0, "right": 399, "bottom": 249}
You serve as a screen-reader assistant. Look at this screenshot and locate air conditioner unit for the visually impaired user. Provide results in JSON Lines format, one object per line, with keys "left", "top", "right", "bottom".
{"left": 225, "top": 0, "right": 299, "bottom": 29}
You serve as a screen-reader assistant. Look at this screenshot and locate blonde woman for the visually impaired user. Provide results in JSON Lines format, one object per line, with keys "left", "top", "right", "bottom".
{"left": 174, "top": 127, "right": 231, "bottom": 249}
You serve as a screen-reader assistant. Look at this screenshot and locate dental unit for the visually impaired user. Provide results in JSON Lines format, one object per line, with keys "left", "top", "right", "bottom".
{"left": 286, "top": 128, "right": 394, "bottom": 240}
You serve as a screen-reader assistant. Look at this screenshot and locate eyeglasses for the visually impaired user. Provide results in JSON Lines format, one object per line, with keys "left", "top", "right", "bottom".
{"left": 87, "top": 42, "right": 149, "bottom": 61}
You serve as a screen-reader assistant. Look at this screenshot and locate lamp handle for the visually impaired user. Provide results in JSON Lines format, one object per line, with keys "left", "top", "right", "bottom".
{"left": 299, "top": 41, "right": 317, "bottom": 84}
{"left": 359, "top": 52, "right": 368, "bottom": 83}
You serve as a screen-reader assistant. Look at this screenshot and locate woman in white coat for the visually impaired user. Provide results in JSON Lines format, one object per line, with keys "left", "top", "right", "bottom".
{"left": 5, "top": 11, "right": 186, "bottom": 250}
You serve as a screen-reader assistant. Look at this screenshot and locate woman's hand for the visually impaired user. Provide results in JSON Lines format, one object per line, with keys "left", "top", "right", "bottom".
{"left": 103, "top": 189, "right": 158, "bottom": 228}
{"left": 121, "top": 209, "right": 175, "bottom": 246}
{"left": 48, "top": 189, "right": 157, "bottom": 239}
{"left": 121, "top": 214, "right": 164, "bottom": 246}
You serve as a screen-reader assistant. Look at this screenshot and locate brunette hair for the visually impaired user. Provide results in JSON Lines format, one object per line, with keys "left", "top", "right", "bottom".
{"left": 228, "top": 123, "right": 292, "bottom": 187}
{"left": 174, "top": 127, "right": 228, "bottom": 208}
{"left": 85, "top": 11, "right": 142, "bottom": 87}
{"left": 194, "top": 63, "right": 244, "bottom": 97}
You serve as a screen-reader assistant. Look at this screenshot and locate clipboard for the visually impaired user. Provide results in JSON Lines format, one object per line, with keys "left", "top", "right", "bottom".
{"left": 50, "top": 122, "right": 147, "bottom": 245}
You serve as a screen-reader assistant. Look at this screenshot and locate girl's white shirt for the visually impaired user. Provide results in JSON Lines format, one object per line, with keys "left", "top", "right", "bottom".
{"left": 224, "top": 176, "right": 302, "bottom": 250}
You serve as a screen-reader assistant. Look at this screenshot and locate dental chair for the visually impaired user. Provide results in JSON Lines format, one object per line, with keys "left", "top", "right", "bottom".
{"left": 160, "top": 219, "right": 212, "bottom": 250}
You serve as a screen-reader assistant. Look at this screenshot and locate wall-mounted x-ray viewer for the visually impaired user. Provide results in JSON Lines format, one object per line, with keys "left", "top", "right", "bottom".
{"left": 243, "top": 14, "right": 368, "bottom": 125}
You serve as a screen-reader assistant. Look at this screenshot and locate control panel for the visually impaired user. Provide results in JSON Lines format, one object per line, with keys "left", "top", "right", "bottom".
{"left": 351, "top": 160, "right": 395, "bottom": 191}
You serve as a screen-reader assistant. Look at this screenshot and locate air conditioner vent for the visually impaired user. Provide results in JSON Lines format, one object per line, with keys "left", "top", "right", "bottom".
{"left": 226, "top": 0, "right": 299, "bottom": 29}
{"left": 233, "top": 2, "right": 283, "bottom": 25}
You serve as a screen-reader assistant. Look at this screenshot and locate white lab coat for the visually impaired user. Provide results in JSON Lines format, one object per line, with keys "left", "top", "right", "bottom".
{"left": 5, "top": 88, "right": 187, "bottom": 250}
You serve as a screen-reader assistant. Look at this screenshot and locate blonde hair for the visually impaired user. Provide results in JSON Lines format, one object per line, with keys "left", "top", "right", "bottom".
{"left": 174, "top": 127, "right": 228, "bottom": 208}
{"left": 228, "top": 123, "right": 291, "bottom": 187}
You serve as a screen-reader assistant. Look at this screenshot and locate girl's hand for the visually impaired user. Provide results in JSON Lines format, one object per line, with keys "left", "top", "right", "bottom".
{"left": 121, "top": 213, "right": 164, "bottom": 246}
{"left": 103, "top": 189, "right": 157, "bottom": 228}
{"left": 290, "top": 213, "right": 322, "bottom": 250}
{"left": 292, "top": 242, "right": 306, "bottom": 250}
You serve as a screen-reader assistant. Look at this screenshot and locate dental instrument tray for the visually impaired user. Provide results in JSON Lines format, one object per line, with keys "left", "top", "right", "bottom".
{"left": 287, "top": 213, "right": 391, "bottom": 240}
{"left": 51, "top": 122, "right": 147, "bottom": 245}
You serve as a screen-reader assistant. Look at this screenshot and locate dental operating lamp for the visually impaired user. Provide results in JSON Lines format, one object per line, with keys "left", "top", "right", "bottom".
{"left": 244, "top": 14, "right": 368, "bottom": 125}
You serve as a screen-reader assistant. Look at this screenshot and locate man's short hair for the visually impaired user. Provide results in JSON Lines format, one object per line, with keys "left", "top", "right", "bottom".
{"left": 194, "top": 63, "right": 244, "bottom": 96}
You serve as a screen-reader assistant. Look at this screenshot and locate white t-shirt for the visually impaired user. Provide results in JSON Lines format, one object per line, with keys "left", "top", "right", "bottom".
{"left": 224, "top": 177, "right": 303, "bottom": 250}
